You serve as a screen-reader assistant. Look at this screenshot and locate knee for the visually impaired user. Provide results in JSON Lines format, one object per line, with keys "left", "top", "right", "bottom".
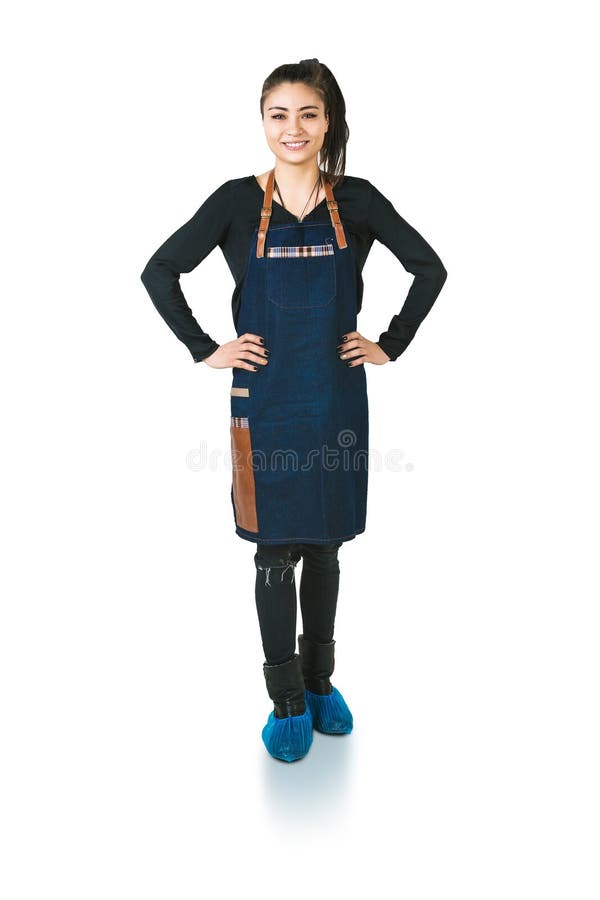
{"left": 254, "top": 543, "right": 302, "bottom": 567}
{"left": 254, "top": 543, "right": 302, "bottom": 587}
{"left": 301, "top": 542, "right": 342, "bottom": 575}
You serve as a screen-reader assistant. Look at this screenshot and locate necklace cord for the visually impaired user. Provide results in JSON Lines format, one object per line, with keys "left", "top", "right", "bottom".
{"left": 274, "top": 172, "right": 323, "bottom": 222}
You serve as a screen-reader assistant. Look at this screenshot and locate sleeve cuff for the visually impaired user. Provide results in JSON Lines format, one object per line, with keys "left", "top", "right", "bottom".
{"left": 192, "top": 341, "right": 220, "bottom": 363}
{"left": 376, "top": 340, "right": 399, "bottom": 362}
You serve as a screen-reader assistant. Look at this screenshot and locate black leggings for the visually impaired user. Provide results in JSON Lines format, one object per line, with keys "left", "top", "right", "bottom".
{"left": 254, "top": 541, "right": 343, "bottom": 665}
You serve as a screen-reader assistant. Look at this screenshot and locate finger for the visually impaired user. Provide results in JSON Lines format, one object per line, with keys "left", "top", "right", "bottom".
{"left": 337, "top": 331, "right": 359, "bottom": 344}
{"left": 238, "top": 350, "right": 269, "bottom": 365}
{"left": 239, "top": 340, "right": 269, "bottom": 356}
{"left": 235, "top": 359, "right": 262, "bottom": 371}
{"left": 338, "top": 346, "right": 365, "bottom": 360}
{"left": 346, "top": 355, "right": 367, "bottom": 366}
{"left": 240, "top": 333, "right": 267, "bottom": 347}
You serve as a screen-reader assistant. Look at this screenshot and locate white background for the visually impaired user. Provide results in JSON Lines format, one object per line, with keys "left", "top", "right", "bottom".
{"left": 2, "top": 1, "right": 598, "bottom": 897}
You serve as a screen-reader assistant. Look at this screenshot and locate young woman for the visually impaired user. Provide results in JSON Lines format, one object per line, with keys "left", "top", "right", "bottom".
{"left": 140, "top": 59, "right": 447, "bottom": 764}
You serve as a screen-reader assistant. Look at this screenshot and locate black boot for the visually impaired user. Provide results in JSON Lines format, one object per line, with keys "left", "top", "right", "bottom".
{"left": 261, "top": 653, "right": 313, "bottom": 762}
{"left": 263, "top": 653, "right": 307, "bottom": 717}
{"left": 298, "top": 633, "right": 335, "bottom": 694}
{"left": 298, "top": 634, "right": 354, "bottom": 734}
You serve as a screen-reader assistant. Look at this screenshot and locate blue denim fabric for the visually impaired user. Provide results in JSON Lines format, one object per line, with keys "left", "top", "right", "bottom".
{"left": 230, "top": 217, "right": 369, "bottom": 544}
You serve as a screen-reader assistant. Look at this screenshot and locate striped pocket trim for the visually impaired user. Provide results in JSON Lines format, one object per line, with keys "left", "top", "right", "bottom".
{"left": 267, "top": 243, "right": 334, "bottom": 258}
{"left": 231, "top": 416, "right": 249, "bottom": 428}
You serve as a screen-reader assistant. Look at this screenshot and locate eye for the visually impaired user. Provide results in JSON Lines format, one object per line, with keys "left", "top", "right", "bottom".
{"left": 271, "top": 113, "right": 318, "bottom": 120}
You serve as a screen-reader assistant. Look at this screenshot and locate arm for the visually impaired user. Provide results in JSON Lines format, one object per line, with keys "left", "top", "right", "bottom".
{"left": 140, "top": 180, "right": 233, "bottom": 363}
{"left": 367, "top": 181, "right": 447, "bottom": 362}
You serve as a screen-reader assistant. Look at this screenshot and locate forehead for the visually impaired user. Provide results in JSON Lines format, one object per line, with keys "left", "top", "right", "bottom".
{"left": 265, "top": 82, "right": 324, "bottom": 110}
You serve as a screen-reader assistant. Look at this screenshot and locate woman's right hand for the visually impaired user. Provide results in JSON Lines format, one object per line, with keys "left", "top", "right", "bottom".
{"left": 202, "top": 333, "right": 270, "bottom": 371}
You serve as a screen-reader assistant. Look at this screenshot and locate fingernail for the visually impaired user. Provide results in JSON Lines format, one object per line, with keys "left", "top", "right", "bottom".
{"left": 259, "top": 338, "right": 264, "bottom": 344}
{"left": 264, "top": 349, "right": 271, "bottom": 356}
{"left": 253, "top": 365, "right": 258, "bottom": 370}
{"left": 346, "top": 361, "right": 352, "bottom": 366}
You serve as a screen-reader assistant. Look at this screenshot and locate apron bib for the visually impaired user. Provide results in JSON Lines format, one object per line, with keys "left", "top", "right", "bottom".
{"left": 229, "top": 169, "right": 369, "bottom": 544}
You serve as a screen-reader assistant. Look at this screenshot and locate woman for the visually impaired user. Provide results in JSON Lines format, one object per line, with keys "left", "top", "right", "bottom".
{"left": 140, "top": 59, "right": 447, "bottom": 764}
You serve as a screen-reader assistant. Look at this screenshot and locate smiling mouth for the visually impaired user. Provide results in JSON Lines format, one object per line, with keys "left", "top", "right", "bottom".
{"left": 282, "top": 141, "right": 309, "bottom": 148}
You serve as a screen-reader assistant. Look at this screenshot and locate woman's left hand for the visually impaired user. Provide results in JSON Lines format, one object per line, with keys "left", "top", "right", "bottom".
{"left": 336, "top": 331, "right": 391, "bottom": 366}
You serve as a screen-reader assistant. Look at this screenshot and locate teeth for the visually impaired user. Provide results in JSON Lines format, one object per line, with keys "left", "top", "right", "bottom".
{"left": 284, "top": 142, "right": 307, "bottom": 147}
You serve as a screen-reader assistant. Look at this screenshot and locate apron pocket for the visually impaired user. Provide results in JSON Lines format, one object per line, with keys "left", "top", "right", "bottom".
{"left": 230, "top": 416, "right": 259, "bottom": 532}
{"left": 266, "top": 243, "right": 336, "bottom": 309}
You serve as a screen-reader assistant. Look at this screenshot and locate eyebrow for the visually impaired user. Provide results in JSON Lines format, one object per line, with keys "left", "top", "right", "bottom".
{"left": 266, "top": 105, "right": 320, "bottom": 111}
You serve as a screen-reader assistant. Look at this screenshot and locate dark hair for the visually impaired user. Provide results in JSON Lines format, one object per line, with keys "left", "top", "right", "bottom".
{"left": 259, "top": 58, "right": 349, "bottom": 189}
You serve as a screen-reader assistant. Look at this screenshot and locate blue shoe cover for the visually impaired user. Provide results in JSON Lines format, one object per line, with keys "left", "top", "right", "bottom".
{"left": 261, "top": 707, "right": 313, "bottom": 762}
{"left": 305, "top": 686, "right": 353, "bottom": 734}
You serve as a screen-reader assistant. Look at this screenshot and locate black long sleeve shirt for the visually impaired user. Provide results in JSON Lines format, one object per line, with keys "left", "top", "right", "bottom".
{"left": 140, "top": 174, "right": 447, "bottom": 363}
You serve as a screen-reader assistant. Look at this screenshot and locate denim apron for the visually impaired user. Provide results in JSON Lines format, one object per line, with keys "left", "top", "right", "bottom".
{"left": 229, "top": 169, "right": 368, "bottom": 545}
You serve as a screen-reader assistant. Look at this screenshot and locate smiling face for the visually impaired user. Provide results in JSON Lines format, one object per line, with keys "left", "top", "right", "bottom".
{"left": 261, "top": 81, "right": 329, "bottom": 167}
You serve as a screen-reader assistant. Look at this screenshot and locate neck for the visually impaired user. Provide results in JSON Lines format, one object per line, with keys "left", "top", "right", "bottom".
{"left": 272, "top": 160, "right": 322, "bottom": 195}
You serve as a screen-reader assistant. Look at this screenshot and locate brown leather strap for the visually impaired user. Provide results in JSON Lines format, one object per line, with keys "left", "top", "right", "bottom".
{"left": 256, "top": 168, "right": 347, "bottom": 257}
{"left": 322, "top": 177, "right": 347, "bottom": 250}
{"left": 256, "top": 168, "right": 275, "bottom": 258}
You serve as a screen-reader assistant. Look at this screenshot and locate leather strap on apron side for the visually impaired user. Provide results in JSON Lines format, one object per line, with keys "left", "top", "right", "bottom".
{"left": 256, "top": 168, "right": 347, "bottom": 258}
{"left": 324, "top": 177, "right": 348, "bottom": 251}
